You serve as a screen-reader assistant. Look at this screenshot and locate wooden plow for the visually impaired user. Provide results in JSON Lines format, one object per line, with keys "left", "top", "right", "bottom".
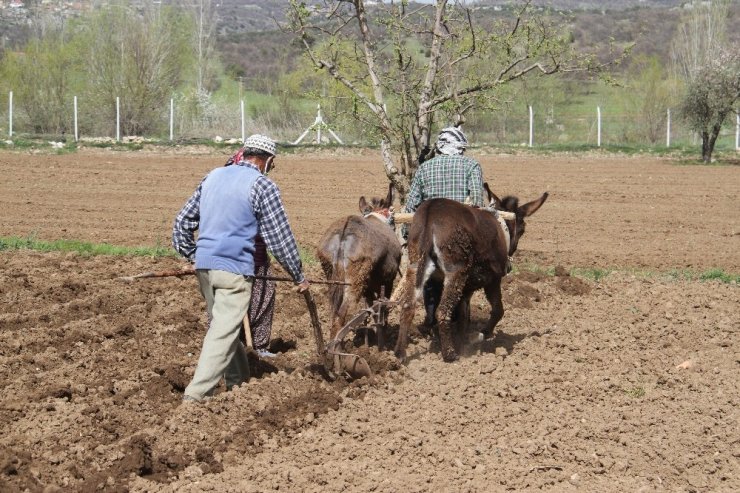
{"left": 305, "top": 286, "right": 397, "bottom": 380}
{"left": 301, "top": 289, "right": 396, "bottom": 380}
{"left": 118, "top": 268, "right": 383, "bottom": 379}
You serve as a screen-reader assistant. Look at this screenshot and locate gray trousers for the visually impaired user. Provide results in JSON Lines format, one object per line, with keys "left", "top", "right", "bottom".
{"left": 184, "top": 269, "right": 252, "bottom": 400}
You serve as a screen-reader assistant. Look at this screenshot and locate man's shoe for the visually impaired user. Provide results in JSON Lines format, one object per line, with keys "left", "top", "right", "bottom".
{"left": 255, "top": 348, "right": 277, "bottom": 359}
{"left": 182, "top": 394, "right": 201, "bottom": 404}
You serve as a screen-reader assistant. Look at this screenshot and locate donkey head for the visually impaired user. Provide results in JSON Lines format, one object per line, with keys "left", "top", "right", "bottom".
{"left": 484, "top": 183, "right": 548, "bottom": 255}
{"left": 358, "top": 182, "right": 394, "bottom": 222}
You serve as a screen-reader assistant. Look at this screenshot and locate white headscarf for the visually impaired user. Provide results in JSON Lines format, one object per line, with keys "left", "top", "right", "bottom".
{"left": 435, "top": 126, "right": 468, "bottom": 156}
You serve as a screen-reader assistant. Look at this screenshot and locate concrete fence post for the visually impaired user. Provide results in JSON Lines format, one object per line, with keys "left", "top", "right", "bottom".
{"left": 8, "top": 91, "right": 13, "bottom": 137}
{"left": 528, "top": 105, "right": 533, "bottom": 148}
{"left": 240, "top": 100, "right": 245, "bottom": 143}
{"left": 116, "top": 97, "right": 120, "bottom": 142}
{"left": 597, "top": 106, "right": 602, "bottom": 147}
{"left": 666, "top": 108, "right": 671, "bottom": 148}
{"left": 74, "top": 96, "right": 78, "bottom": 142}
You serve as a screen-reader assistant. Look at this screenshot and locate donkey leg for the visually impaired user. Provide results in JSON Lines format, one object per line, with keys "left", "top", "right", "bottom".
{"left": 482, "top": 277, "right": 504, "bottom": 339}
{"left": 454, "top": 294, "right": 477, "bottom": 351}
{"left": 395, "top": 266, "right": 420, "bottom": 362}
{"left": 437, "top": 274, "right": 467, "bottom": 362}
{"left": 422, "top": 279, "right": 442, "bottom": 327}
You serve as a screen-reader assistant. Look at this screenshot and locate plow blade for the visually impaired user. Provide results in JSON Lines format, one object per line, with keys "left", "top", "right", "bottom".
{"left": 302, "top": 290, "right": 373, "bottom": 379}
{"left": 333, "top": 353, "right": 372, "bottom": 379}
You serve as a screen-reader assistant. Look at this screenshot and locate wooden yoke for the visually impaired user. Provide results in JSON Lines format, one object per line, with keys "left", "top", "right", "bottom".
{"left": 394, "top": 210, "right": 515, "bottom": 224}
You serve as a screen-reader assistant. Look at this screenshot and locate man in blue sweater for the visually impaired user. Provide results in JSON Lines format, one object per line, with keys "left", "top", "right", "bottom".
{"left": 173, "top": 134, "right": 309, "bottom": 402}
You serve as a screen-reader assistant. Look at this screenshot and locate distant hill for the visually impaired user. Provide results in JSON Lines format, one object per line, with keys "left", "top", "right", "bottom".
{"left": 1, "top": 0, "right": 737, "bottom": 88}
{"left": 474, "top": 0, "right": 686, "bottom": 9}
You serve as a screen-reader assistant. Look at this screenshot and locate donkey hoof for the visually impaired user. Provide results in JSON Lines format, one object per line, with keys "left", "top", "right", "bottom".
{"left": 394, "top": 349, "right": 407, "bottom": 363}
{"left": 418, "top": 324, "right": 434, "bottom": 338}
{"left": 442, "top": 351, "right": 459, "bottom": 363}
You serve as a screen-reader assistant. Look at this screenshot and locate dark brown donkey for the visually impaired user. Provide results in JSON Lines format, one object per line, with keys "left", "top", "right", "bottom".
{"left": 395, "top": 184, "right": 548, "bottom": 362}
{"left": 317, "top": 184, "right": 402, "bottom": 346}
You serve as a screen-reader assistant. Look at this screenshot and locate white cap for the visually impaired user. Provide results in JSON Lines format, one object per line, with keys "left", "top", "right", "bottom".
{"left": 243, "top": 134, "right": 277, "bottom": 156}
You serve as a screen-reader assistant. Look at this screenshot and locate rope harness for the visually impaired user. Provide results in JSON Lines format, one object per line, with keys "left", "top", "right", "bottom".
{"left": 364, "top": 208, "right": 394, "bottom": 226}
{"left": 482, "top": 207, "right": 515, "bottom": 274}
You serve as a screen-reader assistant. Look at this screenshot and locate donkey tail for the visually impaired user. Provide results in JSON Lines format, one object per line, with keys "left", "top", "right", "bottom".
{"left": 328, "top": 219, "right": 352, "bottom": 317}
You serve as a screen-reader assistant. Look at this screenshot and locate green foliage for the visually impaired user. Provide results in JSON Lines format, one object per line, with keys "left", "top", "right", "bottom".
{"left": 286, "top": 0, "right": 629, "bottom": 200}
{"left": 615, "top": 55, "right": 680, "bottom": 144}
{"left": 0, "top": 30, "right": 78, "bottom": 134}
{"left": 0, "top": 2, "right": 220, "bottom": 139}
{"left": 77, "top": 4, "right": 195, "bottom": 136}
{"left": 678, "top": 49, "right": 740, "bottom": 162}
{"left": 0, "top": 235, "right": 176, "bottom": 257}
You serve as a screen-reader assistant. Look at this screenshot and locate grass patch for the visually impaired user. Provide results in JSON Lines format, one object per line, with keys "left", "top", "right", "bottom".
{"left": 513, "top": 263, "right": 611, "bottom": 281}
{"left": 512, "top": 263, "right": 556, "bottom": 276}
{"left": 659, "top": 268, "right": 738, "bottom": 284}
{"left": 473, "top": 142, "right": 708, "bottom": 158}
{"left": 514, "top": 262, "right": 738, "bottom": 285}
{"left": 298, "top": 245, "right": 319, "bottom": 266}
{"left": 570, "top": 267, "right": 612, "bottom": 282}
{"left": 1, "top": 234, "right": 321, "bottom": 268}
{"left": 0, "top": 235, "right": 177, "bottom": 258}
{"left": 624, "top": 386, "right": 646, "bottom": 399}
{"left": 698, "top": 268, "right": 740, "bottom": 284}
{"left": 0, "top": 139, "right": 40, "bottom": 150}
{"left": 663, "top": 269, "right": 694, "bottom": 282}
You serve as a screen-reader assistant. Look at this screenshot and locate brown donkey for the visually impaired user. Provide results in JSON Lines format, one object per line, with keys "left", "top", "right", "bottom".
{"left": 395, "top": 184, "right": 548, "bottom": 362}
{"left": 317, "top": 183, "right": 402, "bottom": 346}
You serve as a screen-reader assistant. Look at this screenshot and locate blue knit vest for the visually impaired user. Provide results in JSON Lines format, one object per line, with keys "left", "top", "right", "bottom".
{"left": 195, "top": 165, "right": 260, "bottom": 276}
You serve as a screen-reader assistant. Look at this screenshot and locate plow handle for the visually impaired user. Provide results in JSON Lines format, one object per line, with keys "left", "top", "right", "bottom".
{"left": 118, "top": 269, "right": 195, "bottom": 282}
{"left": 119, "top": 270, "right": 349, "bottom": 286}
{"left": 302, "top": 290, "right": 326, "bottom": 358}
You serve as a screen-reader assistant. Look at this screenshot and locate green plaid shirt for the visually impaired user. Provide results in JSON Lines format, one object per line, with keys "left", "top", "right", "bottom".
{"left": 404, "top": 154, "right": 484, "bottom": 212}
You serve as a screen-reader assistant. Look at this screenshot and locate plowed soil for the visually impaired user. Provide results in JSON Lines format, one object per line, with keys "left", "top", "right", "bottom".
{"left": 0, "top": 149, "right": 738, "bottom": 492}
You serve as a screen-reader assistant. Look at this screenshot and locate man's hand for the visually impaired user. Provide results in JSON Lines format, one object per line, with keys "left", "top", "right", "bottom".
{"left": 297, "top": 280, "right": 310, "bottom": 293}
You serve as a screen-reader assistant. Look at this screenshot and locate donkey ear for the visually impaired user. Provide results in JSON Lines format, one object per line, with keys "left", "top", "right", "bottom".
{"left": 484, "top": 183, "right": 503, "bottom": 209}
{"left": 384, "top": 182, "right": 394, "bottom": 208}
{"left": 359, "top": 196, "right": 369, "bottom": 213}
{"left": 519, "top": 192, "right": 549, "bottom": 217}
{"left": 483, "top": 183, "right": 493, "bottom": 203}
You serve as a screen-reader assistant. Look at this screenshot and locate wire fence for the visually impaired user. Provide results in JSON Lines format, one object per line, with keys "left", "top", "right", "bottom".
{"left": 1, "top": 92, "right": 738, "bottom": 151}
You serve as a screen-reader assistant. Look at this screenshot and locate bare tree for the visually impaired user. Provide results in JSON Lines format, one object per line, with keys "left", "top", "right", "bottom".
{"left": 671, "top": 0, "right": 730, "bottom": 83}
{"left": 192, "top": 0, "right": 218, "bottom": 96}
{"left": 287, "top": 0, "right": 626, "bottom": 201}
{"left": 82, "top": 4, "right": 191, "bottom": 135}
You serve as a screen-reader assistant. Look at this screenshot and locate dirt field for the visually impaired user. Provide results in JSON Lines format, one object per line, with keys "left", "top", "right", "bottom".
{"left": 0, "top": 148, "right": 738, "bottom": 492}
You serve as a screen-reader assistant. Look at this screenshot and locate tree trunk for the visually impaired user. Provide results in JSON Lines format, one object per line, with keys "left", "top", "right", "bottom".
{"left": 380, "top": 140, "right": 412, "bottom": 204}
{"left": 701, "top": 125, "right": 721, "bottom": 163}
{"left": 701, "top": 131, "right": 711, "bottom": 163}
